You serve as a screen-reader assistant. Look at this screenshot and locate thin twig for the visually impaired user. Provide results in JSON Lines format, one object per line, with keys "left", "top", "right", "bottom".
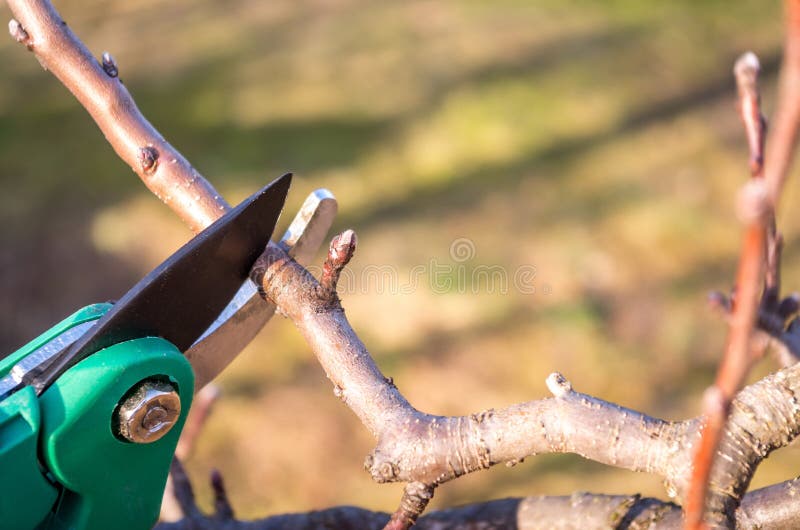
{"left": 685, "top": 53, "right": 774, "bottom": 530}
{"left": 168, "top": 459, "right": 201, "bottom": 519}
{"left": 5, "top": 0, "right": 229, "bottom": 232}
{"left": 384, "top": 483, "right": 435, "bottom": 530}
{"left": 765, "top": 0, "right": 800, "bottom": 206}
{"left": 161, "top": 376, "right": 220, "bottom": 521}
{"left": 253, "top": 237, "right": 800, "bottom": 527}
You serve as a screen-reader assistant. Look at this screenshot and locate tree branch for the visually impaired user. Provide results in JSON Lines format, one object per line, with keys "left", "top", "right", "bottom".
{"left": 765, "top": 0, "right": 800, "bottom": 206}
{"left": 5, "top": 0, "right": 229, "bottom": 231}
{"left": 153, "top": 477, "right": 800, "bottom": 530}
{"left": 251, "top": 237, "right": 800, "bottom": 528}
{"left": 686, "top": 182, "right": 768, "bottom": 530}
{"left": 688, "top": 44, "right": 800, "bottom": 528}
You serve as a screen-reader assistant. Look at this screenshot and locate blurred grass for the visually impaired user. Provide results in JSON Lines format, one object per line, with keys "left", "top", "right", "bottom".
{"left": 2, "top": 0, "right": 799, "bottom": 519}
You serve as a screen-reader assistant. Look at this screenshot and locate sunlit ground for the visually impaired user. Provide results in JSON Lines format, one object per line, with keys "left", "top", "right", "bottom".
{"left": 1, "top": 0, "right": 798, "bottom": 519}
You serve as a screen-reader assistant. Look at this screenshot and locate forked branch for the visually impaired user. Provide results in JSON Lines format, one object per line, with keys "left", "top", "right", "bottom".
{"left": 250, "top": 236, "right": 800, "bottom": 529}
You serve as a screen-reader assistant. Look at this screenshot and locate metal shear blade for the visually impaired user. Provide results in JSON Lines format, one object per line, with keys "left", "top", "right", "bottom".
{"left": 186, "top": 188, "right": 337, "bottom": 390}
{"left": 26, "top": 173, "right": 292, "bottom": 395}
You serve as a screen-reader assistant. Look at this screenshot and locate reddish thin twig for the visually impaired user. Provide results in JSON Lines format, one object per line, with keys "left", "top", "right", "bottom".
{"left": 5, "top": 0, "right": 229, "bottom": 232}
{"left": 765, "top": 0, "right": 800, "bottom": 206}
{"left": 685, "top": 215, "right": 765, "bottom": 529}
{"left": 684, "top": 51, "right": 772, "bottom": 528}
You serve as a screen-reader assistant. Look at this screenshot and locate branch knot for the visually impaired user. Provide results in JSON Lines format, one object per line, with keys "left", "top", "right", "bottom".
{"left": 8, "top": 19, "right": 31, "bottom": 49}
{"left": 318, "top": 229, "right": 357, "bottom": 303}
{"left": 547, "top": 372, "right": 573, "bottom": 398}
{"left": 101, "top": 51, "right": 118, "bottom": 78}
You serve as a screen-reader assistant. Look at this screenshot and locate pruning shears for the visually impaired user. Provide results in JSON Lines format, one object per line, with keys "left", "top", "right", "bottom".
{"left": 0, "top": 174, "right": 336, "bottom": 530}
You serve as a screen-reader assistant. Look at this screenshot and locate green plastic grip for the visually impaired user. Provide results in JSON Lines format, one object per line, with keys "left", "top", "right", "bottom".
{"left": 0, "top": 386, "right": 58, "bottom": 529}
{"left": 39, "top": 337, "right": 194, "bottom": 529}
{"left": 0, "top": 306, "right": 194, "bottom": 530}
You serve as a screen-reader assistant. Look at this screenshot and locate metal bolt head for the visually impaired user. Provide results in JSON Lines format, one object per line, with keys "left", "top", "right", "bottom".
{"left": 117, "top": 380, "right": 181, "bottom": 443}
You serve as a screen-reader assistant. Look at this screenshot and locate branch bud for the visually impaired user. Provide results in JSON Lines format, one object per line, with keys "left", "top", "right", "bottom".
{"left": 546, "top": 372, "right": 572, "bottom": 398}
{"left": 8, "top": 19, "right": 31, "bottom": 48}
{"left": 101, "top": 51, "right": 118, "bottom": 78}
{"left": 138, "top": 146, "right": 159, "bottom": 175}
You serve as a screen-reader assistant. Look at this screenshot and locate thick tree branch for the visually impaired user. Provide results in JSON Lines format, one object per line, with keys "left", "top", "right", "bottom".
{"left": 153, "top": 477, "right": 800, "bottom": 530}
{"left": 251, "top": 238, "right": 800, "bottom": 528}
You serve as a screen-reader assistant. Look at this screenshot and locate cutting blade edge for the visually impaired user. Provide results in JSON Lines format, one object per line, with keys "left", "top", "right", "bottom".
{"left": 27, "top": 173, "right": 292, "bottom": 395}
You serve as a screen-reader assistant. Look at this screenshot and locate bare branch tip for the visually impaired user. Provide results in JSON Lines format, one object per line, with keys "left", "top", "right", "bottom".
{"left": 169, "top": 458, "right": 199, "bottom": 516}
{"left": 734, "top": 51, "right": 761, "bottom": 81}
{"left": 329, "top": 229, "right": 358, "bottom": 265}
{"left": 101, "top": 52, "right": 119, "bottom": 78}
{"left": 546, "top": 372, "right": 572, "bottom": 397}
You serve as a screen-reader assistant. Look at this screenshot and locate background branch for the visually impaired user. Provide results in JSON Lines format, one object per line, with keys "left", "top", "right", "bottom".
{"left": 154, "top": 477, "right": 800, "bottom": 530}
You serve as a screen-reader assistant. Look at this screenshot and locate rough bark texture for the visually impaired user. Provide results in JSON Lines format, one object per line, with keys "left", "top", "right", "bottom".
{"left": 250, "top": 242, "right": 800, "bottom": 527}
{"left": 153, "top": 477, "right": 800, "bottom": 530}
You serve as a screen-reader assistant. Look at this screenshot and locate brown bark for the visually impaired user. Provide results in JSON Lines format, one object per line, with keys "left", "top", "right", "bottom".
{"left": 153, "top": 476, "right": 800, "bottom": 530}
{"left": 251, "top": 240, "right": 800, "bottom": 528}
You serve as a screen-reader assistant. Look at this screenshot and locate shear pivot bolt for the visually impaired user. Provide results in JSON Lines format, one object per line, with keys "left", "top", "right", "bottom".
{"left": 117, "top": 380, "right": 181, "bottom": 444}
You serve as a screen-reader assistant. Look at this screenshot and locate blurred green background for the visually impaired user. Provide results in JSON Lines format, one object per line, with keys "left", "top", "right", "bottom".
{"left": 2, "top": 0, "right": 799, "bottom": 520}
